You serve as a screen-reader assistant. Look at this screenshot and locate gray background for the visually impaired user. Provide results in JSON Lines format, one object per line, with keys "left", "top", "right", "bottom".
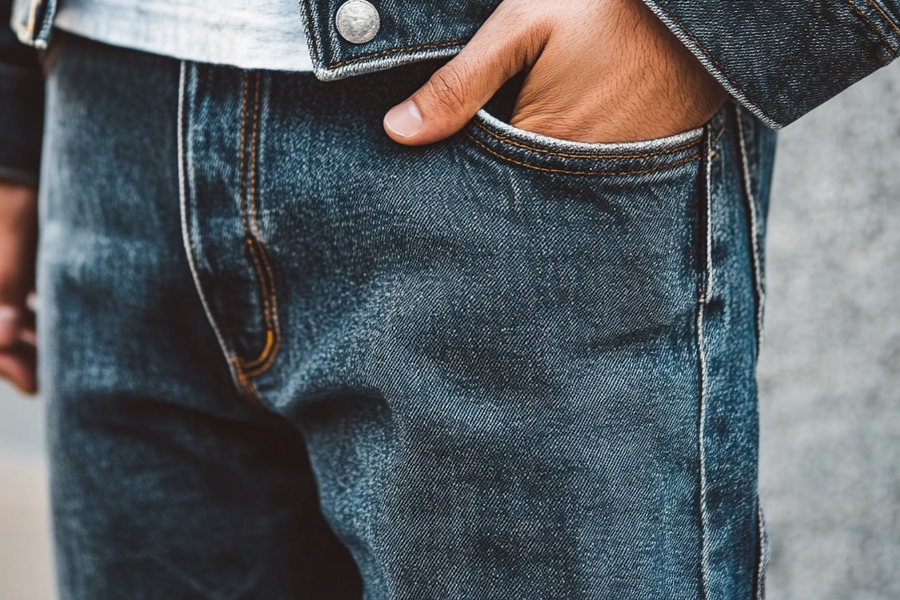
{"left": 758, "top": 59, "right": 900, "bottom": 599}
{"left": 2, "top": 61, "right": 900, "bottom": 599}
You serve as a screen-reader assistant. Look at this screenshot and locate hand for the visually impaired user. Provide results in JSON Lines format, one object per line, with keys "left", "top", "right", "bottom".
{"left": 383, "top": 0, "right": 727, "bottom": 145}
{"left": 0, "top": 181, "right": 37, "bottom": 394}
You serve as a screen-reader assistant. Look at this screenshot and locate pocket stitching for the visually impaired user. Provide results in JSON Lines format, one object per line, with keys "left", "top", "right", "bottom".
{"left": 473, "top": 118, "right": 702, "bottom": 160}
{"left": 465, "top": 131, "right": 701, "bottom": 176}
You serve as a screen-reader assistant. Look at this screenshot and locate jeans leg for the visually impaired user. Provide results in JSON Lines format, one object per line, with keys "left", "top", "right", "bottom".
{"left": 42, "top": 32, "right": 776, "bottom": 599}
{"left": 178, "top": 57, "right": 775, "bottom": 599}
{"left": 39, "top": 34, "right": 361, "bottom": 600}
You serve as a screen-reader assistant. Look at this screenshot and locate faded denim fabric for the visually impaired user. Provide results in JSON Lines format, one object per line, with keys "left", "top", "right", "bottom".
{"left": 40, "top": 34, "right": 775, "bottom": 599}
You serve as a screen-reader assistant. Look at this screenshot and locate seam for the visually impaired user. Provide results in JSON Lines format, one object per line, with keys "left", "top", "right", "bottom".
{"left": 844, "top": 0, "right": 898, "bottom": 56}
{"left": 235, "top": 72, "right": 282, "bottom": 379}
{"left": 755, "top": 502, "right": 769, "bottom": 600}
{"left": 712, "top": 125, "right": 726, "bottom": 146}
{"left": 735, "top": 105, "right": 766, "bottom": 356}
{"left": 326, "top": 38, "right": 467, "bottom": 69}
{"left": 473, "top": 120, "right": 701, "bottom": 160}
{"left": 177, "top": 61, "right": 247, "bottom": 401}
{"left": 465, "top": 132, "right": 699, "bottom": 176}
{"left": 696, "top": 121, "right": 713, "bottom": 600}
{"left": 244, "top": 73, "right": 281, "bottom": 375}
{"left": 234, "top": 360, "right": 267, "bottom": 405}
{"left": 239, "top": 73, "right": 272, "bottom": 367}
{"left": 866, "top": 0, "right": 900, "bottom": 35}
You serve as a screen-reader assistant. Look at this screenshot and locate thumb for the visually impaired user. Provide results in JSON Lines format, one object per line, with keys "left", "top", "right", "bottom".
{"left": 384, "top": 18, "right": 543, "bottom": 145}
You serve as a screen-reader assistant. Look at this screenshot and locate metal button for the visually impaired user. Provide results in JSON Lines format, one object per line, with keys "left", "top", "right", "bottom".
{"left": 335, "top": 0, "right": 380, "bottom": 44}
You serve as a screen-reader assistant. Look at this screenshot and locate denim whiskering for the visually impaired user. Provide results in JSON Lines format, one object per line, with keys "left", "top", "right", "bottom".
{"left": 39, "top": 35, "right": 776, "bottom": 599}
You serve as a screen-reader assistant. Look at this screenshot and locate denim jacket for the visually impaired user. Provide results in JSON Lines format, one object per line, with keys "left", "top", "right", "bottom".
{"left": 3, "top": 0, "right": 900, "bottom": 183}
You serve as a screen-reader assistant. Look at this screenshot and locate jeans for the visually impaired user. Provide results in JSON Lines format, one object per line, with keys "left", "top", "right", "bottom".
{"left": 40, "top": 34, "right": 777, "bottom": 600}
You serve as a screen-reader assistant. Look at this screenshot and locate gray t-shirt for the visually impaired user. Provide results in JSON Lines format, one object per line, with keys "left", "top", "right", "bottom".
{"left": 55, "top": 0, "right": 313, "bottom": 71}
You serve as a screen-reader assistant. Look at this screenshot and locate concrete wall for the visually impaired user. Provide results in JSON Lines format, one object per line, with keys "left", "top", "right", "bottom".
{"left": 759, "top": 61, "right": 900, "bottom": 599}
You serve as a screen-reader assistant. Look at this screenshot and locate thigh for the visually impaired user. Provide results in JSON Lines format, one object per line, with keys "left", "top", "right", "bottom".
{"left": 200, "top": 61, "right": 775, "bottom": 599}
{"left": 39, "top": 34, "right": 360, "bottom": 600}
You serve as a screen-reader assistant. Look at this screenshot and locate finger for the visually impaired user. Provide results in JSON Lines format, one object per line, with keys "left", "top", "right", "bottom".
{"left": 0, "top": 343, "right": 37, "bottom": 395}
{"left": 18, "top": 308, "right": 36, "bottom": 347}
{"left": 0, "top": 184, "right": 37, "bottom": 350}
{"left": 0, "top": 305, "right": 22, "bottom": 348}
{"left": 383, "top": 6, "right": 548, "bottom": 145}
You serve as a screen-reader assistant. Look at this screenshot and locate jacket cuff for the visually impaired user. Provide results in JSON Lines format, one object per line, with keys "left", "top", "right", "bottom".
{"left": 0, "top": 62, "right": 43, "bottom": 186}
{"left": 641, "top": 0, "right": 900, "bottom": 128}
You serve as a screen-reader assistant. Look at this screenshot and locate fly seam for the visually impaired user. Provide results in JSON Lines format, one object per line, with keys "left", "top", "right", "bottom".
{"left": 177, "top": 64, "right": 261, "bottom": 405}
{"left": 242, "top": 72, "right": 281, "bottom": 377}
{"left": 230, "top": 72, "right": 280, "bottom": 398}
{"left": 473, "top": 120, "right": 701, "bottom": 160}
{"left": 735, "top": 105, "right": 766, "bottom": 354}
{"left": 232, "top": 72, "right": 260, "bottom": 400}
{"left": 466, "top": 132, "right": 700, "bottom": 176}
{"left": 237, "top": 72, "right": 281, "bottom": 378}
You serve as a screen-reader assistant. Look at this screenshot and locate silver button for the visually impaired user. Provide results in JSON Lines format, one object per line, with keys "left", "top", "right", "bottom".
{"left": 335, "top": 0, "right": 380, "bottom": 44}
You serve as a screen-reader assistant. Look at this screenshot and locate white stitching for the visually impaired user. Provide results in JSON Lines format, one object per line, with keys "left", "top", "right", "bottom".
{"left": 697, "top": 121, "right": 713, "bottom": 600}
{"left": 735, "top": 105, "right": 766, "bottom": 355}
{"left": 756, "top": 502, "right": 769, "bottom": 600}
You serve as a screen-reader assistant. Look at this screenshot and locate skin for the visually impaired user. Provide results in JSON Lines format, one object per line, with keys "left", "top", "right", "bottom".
{"left": 383, "top": 0, "right": 727, "bottom": 144}
{"left": 0, "top": 0, "right": 725, "bottom": 394}
{"left": 0, "top": 181, "right": 37, "bottom": 394}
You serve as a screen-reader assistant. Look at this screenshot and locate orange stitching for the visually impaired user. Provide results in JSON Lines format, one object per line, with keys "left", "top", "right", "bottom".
{"left": 233, "top": 76, "right": 258, "bottom": 397}
{"left": 326, "top": 39, "right": 466, "bottom": 69}
{"left": 233, "top": 357, "right": 266, "bottom": 407}
{"left": 866, "top": 0, "right": 900, "bottom": 36}
{"left": 473, "top": 120, "right": 700, "bottom": 160}
{"left": 243, "top": 75, "right": 272, "bottom": 356}
{"left": 236, "top": 76, "right": 271, "bottom": 358}
{"left": 239, "top": 73, "right": 281, "bottom": 376}
{"left": 712, "top": 125, "right": 726, "bottom": 146}
{"left": 248, "top": 74, "right": 282, "bottom": 373}
{"left": 465, "top": 132, "right": 699, "bottom": 176}
{"left": 844, "top": 0, "right": 897, "bottom": 55}
{"left": 248, "top": 74, "right": 274, "bottom": 340}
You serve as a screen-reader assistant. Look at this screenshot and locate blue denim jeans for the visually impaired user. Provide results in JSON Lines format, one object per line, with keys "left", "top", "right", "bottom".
{"left": 40, "top": 34, "right": 776, "bottom": 600}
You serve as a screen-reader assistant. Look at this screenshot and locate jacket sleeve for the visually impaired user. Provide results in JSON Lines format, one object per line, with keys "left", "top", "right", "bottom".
{"left": 641, "top": 0, "right": 900, "bottom": 128}
{"left": 1, "top": 0, "right": 43, "bottom": 186}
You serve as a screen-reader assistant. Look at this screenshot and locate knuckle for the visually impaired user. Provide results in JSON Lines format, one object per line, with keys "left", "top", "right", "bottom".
{"left": 425, "top": 64, "right": 472, "bottom": 115}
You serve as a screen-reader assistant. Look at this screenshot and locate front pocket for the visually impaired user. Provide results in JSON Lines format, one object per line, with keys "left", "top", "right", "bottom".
{"left": 464, "top": 109, "right": 704, "bottom": 177}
